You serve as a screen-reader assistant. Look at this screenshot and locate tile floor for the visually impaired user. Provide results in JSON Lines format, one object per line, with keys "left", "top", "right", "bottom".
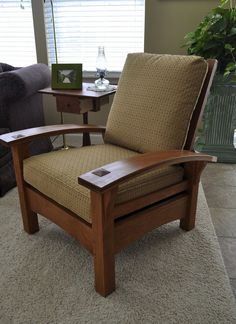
{"left": 202, "top": 163, "right": 236, "bottom": 299}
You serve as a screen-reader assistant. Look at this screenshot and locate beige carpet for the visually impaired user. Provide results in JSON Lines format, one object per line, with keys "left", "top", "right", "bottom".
{"left": 0, "top": 186, "right": 236, "bottom": 324}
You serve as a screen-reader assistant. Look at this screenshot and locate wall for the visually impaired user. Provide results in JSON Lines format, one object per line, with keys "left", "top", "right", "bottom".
{"left": 145, "top": 0, "right": 218, "bottom": 54}
{"left": 43, "top": 0, "right": 219, "bottom": 126}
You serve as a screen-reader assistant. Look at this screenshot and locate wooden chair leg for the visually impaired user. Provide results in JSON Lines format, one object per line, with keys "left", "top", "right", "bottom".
{"left": 180, "top": 182, "right": 199, "bottom": 231}
{"left": 20, "top": 208, "right": 39, "bottom": 234}
{"left": 91, "top": 189, "right": 117, "bottom": 297}
{"left": 180, "top": 161, "right": 207, "bottom": 231}
{"left": 11, "top": 144, "right": 39, "bottom": 234}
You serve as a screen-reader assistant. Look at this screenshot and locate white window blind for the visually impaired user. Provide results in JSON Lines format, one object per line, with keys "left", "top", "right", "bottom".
{"left": 44, "top": 0, "right": 144, "bottom": 72}
{"left": 0, "top": 0, "right": 37, "bottom": 66}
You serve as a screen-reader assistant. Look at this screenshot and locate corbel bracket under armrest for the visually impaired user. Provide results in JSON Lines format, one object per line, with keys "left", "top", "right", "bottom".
{"left": 78, "top": 150, "right": 217, "bottom": 192}
{"left": 0, "top": 124, "right": 106, "bottom": 147}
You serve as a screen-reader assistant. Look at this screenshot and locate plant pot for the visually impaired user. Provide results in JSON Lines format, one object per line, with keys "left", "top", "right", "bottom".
{"left": 195, "top": 73, "right": 236, "bottom": 163}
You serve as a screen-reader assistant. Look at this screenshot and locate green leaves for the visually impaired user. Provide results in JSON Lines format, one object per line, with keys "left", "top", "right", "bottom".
{"left": 220, "top": 0, "right": 229, "bottom": 6}
{"left": 225, "top": 43, "right": 235, "bottom": 51}
{"left": 183, "top": 1, "right": 236, "bottom": 75}
{"left": 224, "top": 62, "right": 236, "bottom": 78}
{"left": 229, "top": 27, "right": 236, "bottom": 36}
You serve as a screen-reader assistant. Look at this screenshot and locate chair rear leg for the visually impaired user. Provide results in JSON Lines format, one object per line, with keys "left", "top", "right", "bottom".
{"left": 91, "top": 189, "right": 117, "bottom": 297}
{"left": 11, "top": 144, "right": 39, "bottom": 234}
{"left": 180, "top": 161, "right": 207, "bottom": 231}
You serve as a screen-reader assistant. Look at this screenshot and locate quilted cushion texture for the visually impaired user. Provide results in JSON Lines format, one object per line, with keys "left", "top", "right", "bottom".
{"left": 23, "top": 144, "right": 183, "bottom": 223}
{"left": 104, "top": 53, "right": 208, "bottom": 153}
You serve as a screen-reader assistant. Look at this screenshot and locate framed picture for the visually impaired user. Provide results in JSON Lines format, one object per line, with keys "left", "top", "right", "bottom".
{"left": 51, "top": 63, "right": 82, "bottom": 90}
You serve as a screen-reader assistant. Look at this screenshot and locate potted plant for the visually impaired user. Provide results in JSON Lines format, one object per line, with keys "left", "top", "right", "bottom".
{"left": 184, "top": 0, "right": 236, "bottom": 162}
{"left": 184, "top": 0, "right": 236, "bottom": 76}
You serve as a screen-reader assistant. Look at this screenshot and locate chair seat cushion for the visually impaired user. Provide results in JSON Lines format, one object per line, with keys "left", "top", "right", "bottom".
{"left": 23, "top": 144, "right": 184, "bottom": 223}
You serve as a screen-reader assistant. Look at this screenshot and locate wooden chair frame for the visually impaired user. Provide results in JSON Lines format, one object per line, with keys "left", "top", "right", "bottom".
{"left": 0, "top": 59, "right": 217, "bottom": 297}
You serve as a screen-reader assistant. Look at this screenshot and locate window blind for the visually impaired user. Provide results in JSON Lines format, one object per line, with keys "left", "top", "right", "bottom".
{"left": 0, "top": 0, "right": 37, "bottom": 66}
{"left": 44, "top": 0, "right": 145, "bottom": 72}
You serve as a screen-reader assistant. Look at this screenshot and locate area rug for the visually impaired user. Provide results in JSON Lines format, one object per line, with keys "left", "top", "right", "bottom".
{"left": 0, "top": 186, "right": 236, "bottom": 324}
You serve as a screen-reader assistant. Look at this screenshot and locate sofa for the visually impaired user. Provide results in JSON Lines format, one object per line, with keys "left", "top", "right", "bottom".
{"left": 0, "top": 63, "right": 52, "bottom": 197}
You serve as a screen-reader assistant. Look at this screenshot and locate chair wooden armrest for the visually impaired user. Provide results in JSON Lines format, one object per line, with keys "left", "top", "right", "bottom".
{"left": 0, "top": 124, "right": 106, "bottom": 147}
{"left": 78, "top": 150, "right": 217, "bottom": 192}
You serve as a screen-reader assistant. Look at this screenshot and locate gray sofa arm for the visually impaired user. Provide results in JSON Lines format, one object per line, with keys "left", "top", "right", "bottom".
{"left": 0, "top": 63, "right": 16, "bottom": 72}
{"left": 0, "top": 63, "right": 50, "bottom": 103}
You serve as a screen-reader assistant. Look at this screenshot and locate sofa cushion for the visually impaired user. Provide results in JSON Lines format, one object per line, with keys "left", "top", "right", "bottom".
{"left": 0, "top": 63, "right": 52, "bottom": 197}
{"left": 0, "top": 64, "right": 50, "bottom": 103}
{"left": 0, "top": 128, "right": 15, "bottom": 196}
{"left": 104, "top": 53, "right": 208, "bottom": 153}
{"left": 0, "top": 63, "right": 15, "bottom": 72}
{"left": 0, "top": 152, "right": 16, "bottom": 197}
{"left": 0, "top": 71, "right": 25, "bottom": 103}
{"left": 0, "top": 128, "right": 11, "bottom": 158}
{"left": 23, "top": 144, "right": 184, "bottom": 223}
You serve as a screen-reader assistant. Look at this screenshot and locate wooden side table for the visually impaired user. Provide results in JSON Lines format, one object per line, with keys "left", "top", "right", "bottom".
{"left": 39, "top": 83, "right": 116, "bottom": 146}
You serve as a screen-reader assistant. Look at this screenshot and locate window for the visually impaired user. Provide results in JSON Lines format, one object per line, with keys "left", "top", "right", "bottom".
{"left": 0, "top": 0, "right": 37, "bottom": 66}
{"left": 44, "top": 0, "right": 144, "bottom": 72}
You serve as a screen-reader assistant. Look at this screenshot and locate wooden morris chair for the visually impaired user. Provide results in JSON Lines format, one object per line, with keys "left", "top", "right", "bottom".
{"left": 0, "top": 54, "right": 217, "bottom": 297}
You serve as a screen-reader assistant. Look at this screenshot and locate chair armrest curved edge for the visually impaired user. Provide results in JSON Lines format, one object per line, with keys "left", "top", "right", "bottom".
{"left": 0, "top": 124, "right": 106, "bottom": 146}
{"left": 78, "top": 150, "right": 217, "bottom": 192}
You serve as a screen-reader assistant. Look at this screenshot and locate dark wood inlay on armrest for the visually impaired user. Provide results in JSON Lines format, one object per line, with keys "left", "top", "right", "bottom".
{"left": 12, "top": 134, "right": 25, "bottom": 139}
{"left": 92, "top": 168, "right": 111, "bottom": 177}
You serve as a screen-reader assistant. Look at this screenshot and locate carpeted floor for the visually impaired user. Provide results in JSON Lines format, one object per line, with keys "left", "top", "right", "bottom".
{"left": 0, "top": 186, "right": 236, "bottom": 324}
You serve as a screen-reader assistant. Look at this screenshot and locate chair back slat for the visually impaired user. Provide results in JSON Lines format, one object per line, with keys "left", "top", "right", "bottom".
{"left": 184, "top": 59, "right": 217, "bottom": 150}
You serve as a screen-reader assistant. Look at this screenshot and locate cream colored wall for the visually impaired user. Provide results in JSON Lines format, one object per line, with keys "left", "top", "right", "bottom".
{"left": 145, "top": 0, "right": 218, "bottom": 54}
{"left": 43, "top": 0, "right": 219, "bottom": 126}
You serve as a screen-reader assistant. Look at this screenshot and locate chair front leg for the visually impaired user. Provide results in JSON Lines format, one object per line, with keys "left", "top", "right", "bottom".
{"left": 11, "top": 144, "right": 39, "bottom": 234}
{"left": 91, "top": 188, "right": 117, "bottom": 297}
{"left": 180, "top": 161, "right": 207, "bottom": 231}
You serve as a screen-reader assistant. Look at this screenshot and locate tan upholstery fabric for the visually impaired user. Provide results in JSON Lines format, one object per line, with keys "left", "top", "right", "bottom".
{"left": 24, "top": 144, "right": 183, "bottom": 223}
{"left": 104, "top": 53, "right": 208, "bottom": 153}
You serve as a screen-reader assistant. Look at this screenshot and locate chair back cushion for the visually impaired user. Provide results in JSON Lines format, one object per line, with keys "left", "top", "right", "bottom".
{"left": 104, "top": 53, "right": 208, "bottom": 153}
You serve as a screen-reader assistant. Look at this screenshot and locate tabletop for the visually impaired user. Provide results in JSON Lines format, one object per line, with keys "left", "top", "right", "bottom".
{"left": 39, "top": 83, "right": 117, "bottom": 99}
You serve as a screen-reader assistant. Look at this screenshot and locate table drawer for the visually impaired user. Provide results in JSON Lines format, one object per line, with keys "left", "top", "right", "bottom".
{"left": 56, "top": 95, "right": 109, "bottom": 114}
{"left": 56, "top": 96, "right": 94, "bottom": 114}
